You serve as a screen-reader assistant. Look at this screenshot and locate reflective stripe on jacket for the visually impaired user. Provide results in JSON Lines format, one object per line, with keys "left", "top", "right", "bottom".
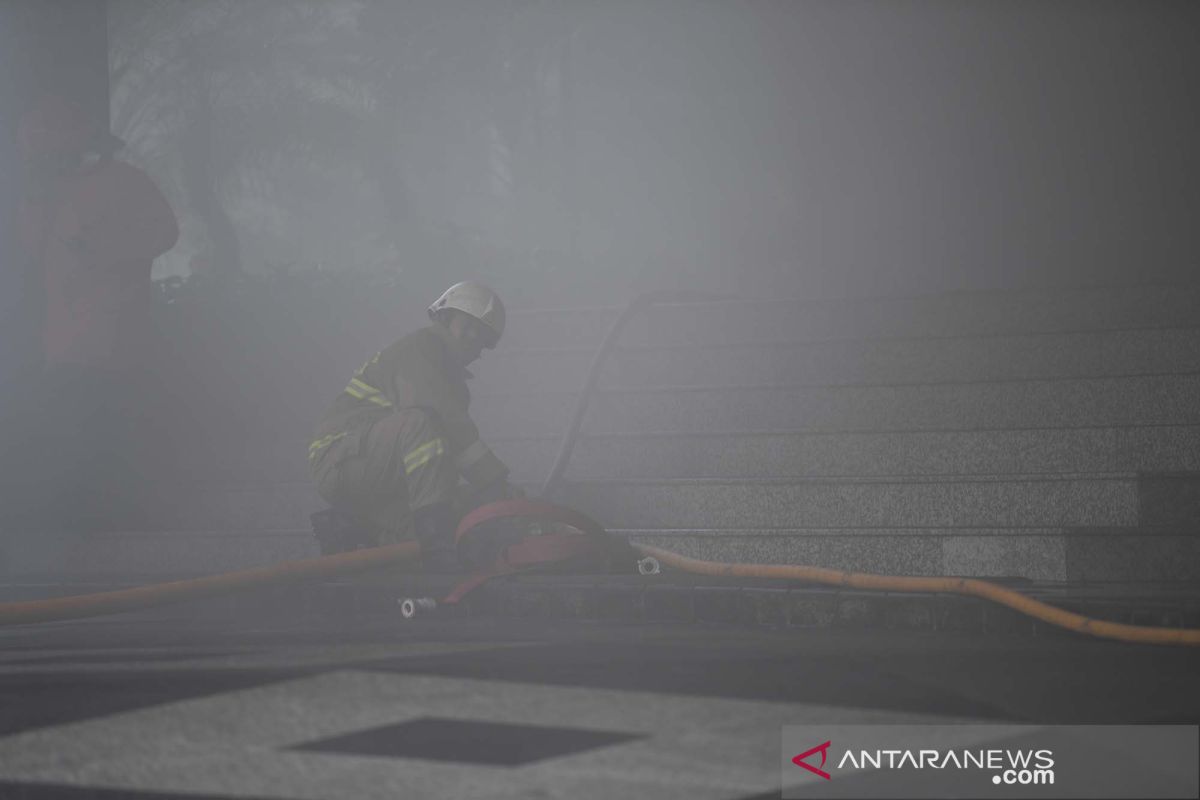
{"left": 309, "top": 324, "right": 508, "bottom": 487}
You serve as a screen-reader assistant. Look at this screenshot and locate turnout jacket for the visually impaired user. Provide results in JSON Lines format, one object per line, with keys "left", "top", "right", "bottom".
{"left": 309, "top": 323, "right": 509, "bottom": 488}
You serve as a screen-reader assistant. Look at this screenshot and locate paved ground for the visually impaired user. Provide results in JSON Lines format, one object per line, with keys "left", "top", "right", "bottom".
{"left": 1, "top": 602, "right": 1198, "bottom": 800}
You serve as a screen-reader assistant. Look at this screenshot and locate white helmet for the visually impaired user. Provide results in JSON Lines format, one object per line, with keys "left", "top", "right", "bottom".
{"left": 428, "top": 281, "right": 506, "bottom": 347}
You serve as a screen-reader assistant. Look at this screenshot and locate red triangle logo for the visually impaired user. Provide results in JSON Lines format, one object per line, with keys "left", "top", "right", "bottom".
{"left": 792, "top": 740, "right": 832, "bottom": 780}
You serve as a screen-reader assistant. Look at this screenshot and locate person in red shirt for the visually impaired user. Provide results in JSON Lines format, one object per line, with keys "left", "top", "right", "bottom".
{"left": 5, "top": 96, "right": 178, "bottom": 535}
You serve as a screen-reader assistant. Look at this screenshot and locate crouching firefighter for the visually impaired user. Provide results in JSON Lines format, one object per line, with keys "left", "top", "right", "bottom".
{"left": 307, "top": 281, "right": 517, "bottom": 571}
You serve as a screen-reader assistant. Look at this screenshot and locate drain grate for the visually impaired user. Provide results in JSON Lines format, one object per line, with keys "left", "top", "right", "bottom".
{"left": 292, "top": 716, "right": 643, "bottom": 766}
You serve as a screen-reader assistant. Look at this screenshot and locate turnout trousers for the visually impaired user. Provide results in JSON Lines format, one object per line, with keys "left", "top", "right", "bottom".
{"left": 310, "top": 408, "right": 457, "bottom": 545}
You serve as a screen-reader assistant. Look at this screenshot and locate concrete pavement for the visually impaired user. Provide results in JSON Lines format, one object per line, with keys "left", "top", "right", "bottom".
{"left": 1, "top": 607, "right": 1197, "bottom": 799}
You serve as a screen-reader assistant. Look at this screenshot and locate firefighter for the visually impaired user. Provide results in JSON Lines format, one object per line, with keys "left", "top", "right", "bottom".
{"left": 308, "top": 281, "right": 516, "bottom": 571}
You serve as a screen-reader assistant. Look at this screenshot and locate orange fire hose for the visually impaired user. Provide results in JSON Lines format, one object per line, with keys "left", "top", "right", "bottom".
{"left": 633, "top": 544, "right": 1200, "bottom": 646}
{"left": 0, "top": 541, "right": 419, "bottom": 626}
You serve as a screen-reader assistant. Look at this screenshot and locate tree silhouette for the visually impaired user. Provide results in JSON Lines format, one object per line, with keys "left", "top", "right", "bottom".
{"left": 108, "top": 0, "right": 593, "bottom": 290}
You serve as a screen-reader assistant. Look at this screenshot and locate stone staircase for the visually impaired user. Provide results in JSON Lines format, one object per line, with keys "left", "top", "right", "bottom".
{"left": 17, "top": 283, "right": 1200, "bottom": 585}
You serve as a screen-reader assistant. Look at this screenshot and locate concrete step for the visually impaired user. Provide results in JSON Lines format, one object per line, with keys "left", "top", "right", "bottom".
{"left": 1136, "top": 472, "right": 1200, "bottom": 526}
{"left": 176, "top": 423, "right": 1200, "bottom": 486}
{"left": 473, "top": 373, "right": 1200, "bottom": 438}
{"left": 174, "top": 424, "right": 1200, "bottom": 492}
{"left": 496, "top": 425, "right": 1200, "bottom": 483}
{"left": 501, "top": 284, "right": 1200, "bottom": 350}
{"left": 625, "top": 528, "right": 1200, "bottom": 583}
{"left": 132, "top": 470, "right": 1200, "bottom": 535}
{"left": 551, "top": 475, "right": 1140, "bottom": 530}
{"left": 171, "top": 422, "right": 1200, "bottom": 484}
{"left": 476, "top": 326, "right": 1200, "bottom": 392}
{"left": 131, "top": 472, "right": 1144, "bottom": 533}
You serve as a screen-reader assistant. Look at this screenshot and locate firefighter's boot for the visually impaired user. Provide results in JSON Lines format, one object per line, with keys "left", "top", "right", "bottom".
{"left": 413, "top": 502, "right": 459, "bottom": 573}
